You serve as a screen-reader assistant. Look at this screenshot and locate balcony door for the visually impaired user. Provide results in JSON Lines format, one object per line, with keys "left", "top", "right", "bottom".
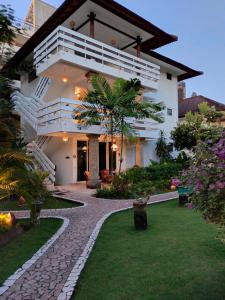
{"left": 99, "top": 142, "right": 106, "bottom": 172}
{"left": 77, "top": 141, "right": 88, "bottom": 181}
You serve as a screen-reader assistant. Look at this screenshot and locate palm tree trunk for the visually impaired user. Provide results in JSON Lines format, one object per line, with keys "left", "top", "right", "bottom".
{"left": 118, "top": 133, "right": 124, "bottom": 173}
{"left": 119, "top": 118, "right": 124, "bottom": 174}
{"left": 109, "top": 115, "right": 114, "bottom": 175}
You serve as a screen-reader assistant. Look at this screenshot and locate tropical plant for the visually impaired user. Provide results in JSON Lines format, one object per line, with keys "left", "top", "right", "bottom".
{"left": 0, "top": 4, "right": 18, "bottom": 66}
{"left": 74, "top": 75, "right": 164, "bottom": 173}
{"left": 114, "top": 78, "right": 164, "bottom": 172}
{"left": 182, "top": 130, "right": 225, "bottom": 239}
{"left": 155, "top": 130, "right": 172, "bottom": 161}
{"left": 146, "top": 160, "right": 183, "bottom": 181}
{"left": 0, "top": 150, "right": 50, "bottom": 226}
{"left": 0, "top": 150, "right": 31, "bottom": 200}
{"left": 171, "top": 102, "right": 223, "bottom": 151}
{"left": 0, "top": 5, "right": 23, "bottom": 149}
{"left": 19, "top": 170, "right": 51, "bottom": 226}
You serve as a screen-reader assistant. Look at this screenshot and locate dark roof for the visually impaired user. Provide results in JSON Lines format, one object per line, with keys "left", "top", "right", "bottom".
{"left": 179, "top": 95, "right": 225, "bottom": 118}
{"left": 143, "top": 50, "right": 203, "bottom": 81}
{"left": 4, "top": 0, "right": 177, "bottom": 70}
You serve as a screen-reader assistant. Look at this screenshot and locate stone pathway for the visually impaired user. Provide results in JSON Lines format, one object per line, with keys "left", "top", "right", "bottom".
{"left": 0, "top": 191, "right": 178, "bottom": 300}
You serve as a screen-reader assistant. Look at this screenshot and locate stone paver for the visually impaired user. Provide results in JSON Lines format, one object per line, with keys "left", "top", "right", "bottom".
{"left": 0, "top": 190, "right": 178, "bottom": 300}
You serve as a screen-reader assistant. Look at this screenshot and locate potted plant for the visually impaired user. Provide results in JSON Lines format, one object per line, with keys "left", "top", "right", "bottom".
{"left": 133, "top": 196, "right": 149, "bottom": 230}
{"left": 177, "top": 186, "right": 193, "bottom": 206}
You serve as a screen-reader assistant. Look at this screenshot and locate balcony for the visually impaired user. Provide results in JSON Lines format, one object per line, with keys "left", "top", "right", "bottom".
{"left": 37, "top": 98, "right": 159, "bottom": 139}
{"left": 34, "top": 26, "right": 160, "bottom": 90}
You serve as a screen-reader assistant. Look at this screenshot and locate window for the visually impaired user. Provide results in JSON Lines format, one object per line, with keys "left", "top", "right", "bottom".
{"left": 167, "top": 108, "right": 173, "bottom": 116}
{"left": 166, "top": 73, "right": 172, "bottom": 80}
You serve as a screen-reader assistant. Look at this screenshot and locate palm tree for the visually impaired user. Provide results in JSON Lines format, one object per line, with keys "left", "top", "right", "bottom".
{"left": 0, "top": 150, "right": 31, "bottom": 200}
{"left": 74, "top": 75, "right": 164, "bottom": 174}
{"left": 155, "top": 130, "right": 172, "bottom": 162}
{"left": 0, "top": 150, "right": 50, "bottom": 226}
{"left": 114, "top": 78, "right": 164, "bottom": 172}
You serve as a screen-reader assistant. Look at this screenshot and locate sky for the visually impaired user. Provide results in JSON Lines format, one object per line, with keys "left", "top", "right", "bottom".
{"left": 1, "top": 0, "right": 225, "bottom": 103}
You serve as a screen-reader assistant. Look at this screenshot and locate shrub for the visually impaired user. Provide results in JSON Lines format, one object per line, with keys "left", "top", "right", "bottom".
{"left": 146, "top": 161, "right": 183, "bottom": 181}
{"left": 182, "top": 131, "right": 225, "bottom": 228}
{"left": 96, "top": 160, "right": 184, "bottom": 199}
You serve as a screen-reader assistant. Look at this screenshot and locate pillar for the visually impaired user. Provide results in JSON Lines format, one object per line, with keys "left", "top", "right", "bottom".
{"left": 135, "top": 138, "right": 144, "bottom": 167}
{"left": 136, "top": 36, "right": 142, "bottom": 58}
{"left": 86, "top": 134, "right": 101, "bottom": 189}
{"left": 88, "top": 12, "right": 96, "bottom": 39}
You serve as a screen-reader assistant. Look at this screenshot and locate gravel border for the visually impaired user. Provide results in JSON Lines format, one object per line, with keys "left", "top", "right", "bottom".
{"left": 0, "top": 216, "right": 70, "bottom": 296}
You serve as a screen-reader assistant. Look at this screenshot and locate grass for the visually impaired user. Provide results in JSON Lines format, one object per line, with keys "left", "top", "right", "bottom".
{"left": 0, "top": 218, "right": 62, "bottom": 285}
{"left": 0, "top": 197, "right": 81, "bottom": 211}
{"left": 74, "top": 200, "right": 225, "bottom": 300}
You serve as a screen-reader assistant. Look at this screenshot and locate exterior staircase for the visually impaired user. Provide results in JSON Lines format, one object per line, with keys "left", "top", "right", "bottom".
{"left": 27, "top": 141, "right": 56, "bottom": 189}
{"left": 12, "top": 77, "right": 56, "bottom": 187}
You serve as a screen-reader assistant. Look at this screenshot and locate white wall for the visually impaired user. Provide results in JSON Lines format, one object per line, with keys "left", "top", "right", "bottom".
{"left": 125, "top": 142, "right": 136, "bottom": 169}
{"left": 20, "top": 74, "right": 39, "bottom": 97}
{"left": 44, "top": 80, "right": 76, "bottom": 102}
{"left": 144, "top": 70, "right": 178, "bottom": 140}
{"left": 43, "top": 137, "right": 75, "bottom": 185}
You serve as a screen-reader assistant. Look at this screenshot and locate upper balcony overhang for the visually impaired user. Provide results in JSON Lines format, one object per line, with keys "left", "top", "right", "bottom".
{"left": 34, "top": 26, "right": 160, "bottom": 90}
{"left": 37, "top": 97, "right": 160, "bottom": 139}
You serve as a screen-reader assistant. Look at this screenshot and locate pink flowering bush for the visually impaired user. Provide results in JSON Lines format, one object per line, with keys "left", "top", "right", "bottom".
{"left": 182, "top": 131, "right": 225, "bottom": 227}
{"left": 171, "top": 178, "right": 181, "bottom": 187}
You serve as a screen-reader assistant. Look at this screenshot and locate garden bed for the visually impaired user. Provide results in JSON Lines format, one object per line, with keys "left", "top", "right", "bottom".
{"left": 96, "top": 161, "right": 183, "bottom": 199}
{"left": 0, "top": 197, "right": 81, "bottom": 211}
{"left": 0, "top": 218, "right": 62, "bottom": 285}
{"left": 73, "top": 200, "right": 225, "bottom": 300}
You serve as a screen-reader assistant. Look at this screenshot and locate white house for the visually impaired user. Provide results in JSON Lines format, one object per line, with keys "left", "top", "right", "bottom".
{"left": 7, "top": 0, "right": 202, "bottom": 187}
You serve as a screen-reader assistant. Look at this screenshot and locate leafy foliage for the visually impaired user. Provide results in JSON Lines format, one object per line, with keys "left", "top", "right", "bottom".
{"left": 0, "top": 4, "right": 17, "bottom": 66}
{"left": 182, "top": 130, "right": 225, "bottom": 230}
{"left": 96, "top": 160, "right": 184, "bottom": 199}
{"left": 146, "top": 160, "right": 184, "bottom": 181}
{"left": 74, "top": 75, "right": 164, "bottom": 173}
{"left": 0, "top": 150, "right": 51, "bottom": 226}
{"left": 171, "top": 102, "right": 223, "bottom": 150}
{"left": 0, "top": 6, "right": 25, "bottom": 149}
{"left": 155, "top": 130, "right": 172, "bottom": 161}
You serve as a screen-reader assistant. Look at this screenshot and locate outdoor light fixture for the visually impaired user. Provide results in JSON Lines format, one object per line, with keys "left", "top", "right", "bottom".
{"left": 82, "top": 146, "right": 87, "bottom": 152}
{"left": 0, "top": 212, "right": 14, "bottom": 227}
{"left": 61, "top": 77, "right": 68, "bottom": 83}
{"left": 111, "top": 143, "right": 118, "bottom": 152}
{"left": 62, "top": 136, "right": 69, "bottom": 142}
{"left": 74, "top": 87, "right": 81, "bottom": 100}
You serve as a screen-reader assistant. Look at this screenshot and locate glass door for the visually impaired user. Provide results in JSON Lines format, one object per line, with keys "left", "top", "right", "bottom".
{"left": 77, "top": 141, "right": 88, "bottom": 181}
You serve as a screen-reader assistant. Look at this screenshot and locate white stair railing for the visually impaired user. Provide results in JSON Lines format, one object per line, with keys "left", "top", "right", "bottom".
{"left": 32, "top": 77, "right": 51, "bottom": 102}
{"left": 36, "top": 135, "right": 51, "bottom": 149}
{"left": 27, "top": 141, "right": 56, "bottom": 183}
{"left": 11, "top": 76, "right": 51, "bottom": 133}
{"left": 12, "top": 91, "right": 40, "bottom": 130}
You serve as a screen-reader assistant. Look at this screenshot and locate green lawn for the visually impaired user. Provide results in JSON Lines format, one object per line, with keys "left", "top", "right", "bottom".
{"left": 0, "top": 197, "right": 81, "bottom": 211}
{"left": 0, "top": 218, "right": 62, "bottom": 285}
{"left": 74, "top": 200, "right": 225, "bottom": 300}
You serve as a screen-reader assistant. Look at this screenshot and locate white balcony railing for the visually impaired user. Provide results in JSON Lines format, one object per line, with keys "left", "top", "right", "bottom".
{"left": 34, "top": 25, "right": 160, "bottom": 89}
{"left": 27, "top": 141, "right": 56, "bottom": 183}
{"left": 37, "top": 98, "right": 159, "bottom": 138}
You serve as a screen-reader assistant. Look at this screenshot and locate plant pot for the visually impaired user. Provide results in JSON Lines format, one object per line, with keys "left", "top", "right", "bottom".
{"left": 133, "top": 200, "right": 148, "bottom": 230}
{"left": 179, "top": 195, "right": 188, "bottom": 206}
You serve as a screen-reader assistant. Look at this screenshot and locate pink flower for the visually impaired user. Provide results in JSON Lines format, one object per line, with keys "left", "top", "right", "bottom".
{"left": 215, "top": 182, "right": 225, "bottom": 189}
{"left": 171, "top": 179, "right": 181, "bottom": 187}
{"left": 195, "top": 181, "right": 203, "bottom": 191}
{"left": 187, "top": 203, "right": 193, "bottom": 209}
{"left": 208, "top": 183, "right": 216, "bottom": 191}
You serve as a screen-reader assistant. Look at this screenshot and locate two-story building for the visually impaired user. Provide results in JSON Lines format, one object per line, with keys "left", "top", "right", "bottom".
{"left": 7, "top": 0, "right": 202, "bottom": 187}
